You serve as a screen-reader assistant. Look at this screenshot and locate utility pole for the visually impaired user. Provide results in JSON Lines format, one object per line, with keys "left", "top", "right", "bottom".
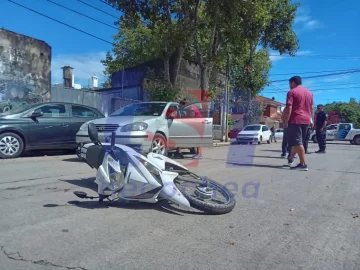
{"left": 225, "top": 52, "right": 231, "bottom": 142}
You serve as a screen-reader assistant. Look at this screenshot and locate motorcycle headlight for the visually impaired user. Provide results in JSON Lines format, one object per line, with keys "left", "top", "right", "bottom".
{"left": 120, "top": 122, "right": 148, "bottom": 132}
{"left": 134, "top": 156, "right": 162, "bottom": 184}
{"left": 107, "top": 164, "right": 125, "bottom": 191}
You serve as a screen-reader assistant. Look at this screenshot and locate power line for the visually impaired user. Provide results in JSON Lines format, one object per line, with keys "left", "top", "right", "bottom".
{"left": 269, "top": 54, "right": 360, "bottom": 60}
{"left": 270, "top": 70, "right": 360, "bottom": 82}
{"left": 47, "top": 0, "right": 117, "bottom": 29}
{"left": 76, "top": 0, "right": 118, "bottom": 19}
{"left": 263, "top": 86, "right": 360, "bottom": 93}
{"left": 8, "top": 0, "right": 114, "bottom": 45}
{"left": 270, "top": 68, "right": 360, "bottom": 76}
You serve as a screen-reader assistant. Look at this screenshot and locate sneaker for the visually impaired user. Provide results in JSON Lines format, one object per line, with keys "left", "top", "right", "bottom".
{"left": 281, "top": 153, "right": 286, "bottom": 158}
{"left": 305, "top": 150, "right": 311, "bottom": 154}
{"left": 192, "top": 154, "right": 203, "bottom": 159}
{"left": 315, "top": 150, "right": 326, "bottom": 154}
{"left": 290, "top": 163, "right": 308, "bottom": 171}
{"left": 287, "top": 157, "right": 294, "bottom": 166}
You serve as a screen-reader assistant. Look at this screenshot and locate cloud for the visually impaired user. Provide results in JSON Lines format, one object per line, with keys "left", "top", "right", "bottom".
{"left": 270, "top": 50, "right": 313, "bottom": 62}
{"left": 269, "top": 55, "right": 285, "bottom": 62}
{"left": 323, "top": 74, "right": 351, "bottom": 83}
{"left": 304, "top": 20, "right": 321, "bottom": 30}
{"left": 51, "top": 52, "right": 107, "bottom": 86}
{"left": 303, "top": 79, "right": 315, "bottom": 87}
{"left": 294, "top": 7, "right": 322, "bottom": 31}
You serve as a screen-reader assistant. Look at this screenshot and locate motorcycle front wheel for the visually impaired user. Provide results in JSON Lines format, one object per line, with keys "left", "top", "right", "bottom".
{"left": 174, "top": 172, "right": 236, "bottom": 215}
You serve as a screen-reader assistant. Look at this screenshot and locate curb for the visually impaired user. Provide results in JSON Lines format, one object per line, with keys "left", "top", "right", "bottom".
{"left": 213, "top": 142, "right": 232, "bottom": 147}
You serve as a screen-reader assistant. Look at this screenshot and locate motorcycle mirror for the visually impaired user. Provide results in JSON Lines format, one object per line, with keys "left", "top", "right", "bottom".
{"left": 88, "top": 122, "right": 99, "bottom": 144}
{"left": 73, "top": 191, "right": 88, "bottom": 198}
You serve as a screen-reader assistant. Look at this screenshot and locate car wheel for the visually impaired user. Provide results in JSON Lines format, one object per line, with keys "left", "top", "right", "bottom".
{"left": 312, "top": 135, "right": 317, "bottom": 143}
{"left": 258, "top": 136, "right": 262, "bottom": 145}
{"left": 350, "top": 140, "right": 354, "bottom": 145}
{"left": 151, "top": 133, "right": 167, "bottom": 156}
{"left": 0, "top": 132, "right": 24, "bottom": 159}
{"left": 353, "top": 136, "right": 360, "bottom": 145}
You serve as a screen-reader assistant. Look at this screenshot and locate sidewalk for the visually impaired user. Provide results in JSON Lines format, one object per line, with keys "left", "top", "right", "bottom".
{"left": 212, "top": 138, "right": 283, "bottom": 147}
{"left": 212, "top": 140, "right": 233, "bottom": 147}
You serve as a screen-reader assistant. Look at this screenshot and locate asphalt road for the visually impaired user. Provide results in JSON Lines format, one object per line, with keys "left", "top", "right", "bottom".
{"left": 1, "top": 141, "right": 359, "bottom": 270}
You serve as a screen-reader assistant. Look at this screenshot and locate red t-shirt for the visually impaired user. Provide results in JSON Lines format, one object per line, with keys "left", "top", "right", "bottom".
{"left": 286, "top": 85, "right": 313, "bottom": 124}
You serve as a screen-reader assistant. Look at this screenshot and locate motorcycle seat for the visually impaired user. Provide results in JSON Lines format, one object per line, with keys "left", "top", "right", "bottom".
{"left": 86, "top": 145, "right": 129, "bottom": 169}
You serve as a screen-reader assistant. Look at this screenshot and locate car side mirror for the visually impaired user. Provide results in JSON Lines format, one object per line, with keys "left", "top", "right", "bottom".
{"left": 27, "top": 111, "right": 43, "bottom": 118}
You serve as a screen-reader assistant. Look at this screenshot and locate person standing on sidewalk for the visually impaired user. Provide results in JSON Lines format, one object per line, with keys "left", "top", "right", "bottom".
{"left": 282, "top": 76, "right": 314, "bottom": 171}
{"left": 314, "top": 104, "right": 328, "bottom": 153}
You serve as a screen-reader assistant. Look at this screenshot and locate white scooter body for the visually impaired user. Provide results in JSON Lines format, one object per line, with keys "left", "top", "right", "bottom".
{"left": 81, "top": 142, "right": 191, "bottom": 209}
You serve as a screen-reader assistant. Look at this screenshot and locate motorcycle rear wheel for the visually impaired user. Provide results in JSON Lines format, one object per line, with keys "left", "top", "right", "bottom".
{"left": 174, "top": 172, "right": 236, "bottom": 215}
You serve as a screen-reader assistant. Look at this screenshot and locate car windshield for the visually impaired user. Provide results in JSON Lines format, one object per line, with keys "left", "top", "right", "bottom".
{"left": 0, "top": 104, "right": 34, "bottom": 116}
{"left": 243, "top": 125, "right": 261, "bottom": 131}
{"left": 109, "top": 102, "right": 168, "bottom": 117}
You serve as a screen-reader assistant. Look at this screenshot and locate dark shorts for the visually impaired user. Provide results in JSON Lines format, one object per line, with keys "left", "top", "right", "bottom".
{"left": 287, "top": 124, "right": 309, "bottom": 147}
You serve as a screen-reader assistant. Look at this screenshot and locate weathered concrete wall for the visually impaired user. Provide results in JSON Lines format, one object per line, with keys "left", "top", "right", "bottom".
{"left": 51, "top": 84, "right": 141, "bottom": 116}
{"left": 0, "top": 29, "right": 51, "bottom": 113}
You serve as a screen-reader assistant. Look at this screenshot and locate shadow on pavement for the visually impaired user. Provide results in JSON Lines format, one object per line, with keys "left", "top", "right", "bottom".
{"left": 226, "top": 162, "right": 286, "bottom": 169}
{"left": 58, "top": 178, "right": 210, "bottom": 216}
{"left": 61, "top": 177, "right": 98, "bottom": 192}
{"left": 62, "top": 157, "right": 84, "bottom": 163}
{"left": 43, "top": 198, "right": 209, "bottom": 216}
{"left": 260, "top": 150, "right": 282, "bottom": 153}
{"left": 21, "top": 149, "right": 75, "bottom": 158}
{"left": 249, "top": 155, "right": 285, "bottom": 159}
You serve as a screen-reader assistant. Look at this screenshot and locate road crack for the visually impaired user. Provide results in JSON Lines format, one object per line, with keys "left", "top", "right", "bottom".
{"left": 1, "top": 246, "right": 89, "bottom": 270}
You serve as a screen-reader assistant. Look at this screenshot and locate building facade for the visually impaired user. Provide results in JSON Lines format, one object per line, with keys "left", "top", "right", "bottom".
{"left": 257, "top": 96, "right": 284, "bottom": 128}
{"left": 0, "top": 29, "right": 51, "bottom": 113}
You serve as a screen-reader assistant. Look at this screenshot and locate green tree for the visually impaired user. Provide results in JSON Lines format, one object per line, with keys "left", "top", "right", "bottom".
{"left": 324, "top": 98, "right": 360, "bottom": 128}
{"left": 104, "top": 0, "right": 200, "bottom": 87}
{"left": 230, "top": 0, "right": 299, "bottom": 125}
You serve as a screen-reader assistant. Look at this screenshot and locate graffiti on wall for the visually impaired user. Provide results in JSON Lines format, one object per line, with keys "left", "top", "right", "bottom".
{"left": 0, "top": 44, "right": 48, "bottom": 113}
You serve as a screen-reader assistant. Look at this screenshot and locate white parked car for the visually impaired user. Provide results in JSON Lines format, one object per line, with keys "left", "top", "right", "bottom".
{"left": 274, "top": 128, "right": 284, "bottom": 140}
{"left": 236, "top": 124, "right": 272, "bottom": 144}
{"left": 76, "top": 101, "right": 213, "bottom": 156}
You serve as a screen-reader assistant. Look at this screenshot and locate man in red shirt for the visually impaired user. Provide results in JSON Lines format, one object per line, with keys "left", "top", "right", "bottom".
{"left": 282, "top": 76, "right": 314, "bottom": 171}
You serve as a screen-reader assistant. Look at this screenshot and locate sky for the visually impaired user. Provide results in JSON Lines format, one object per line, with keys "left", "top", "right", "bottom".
{"left": 1, "top": 0, "right": 360, "bottom": 106}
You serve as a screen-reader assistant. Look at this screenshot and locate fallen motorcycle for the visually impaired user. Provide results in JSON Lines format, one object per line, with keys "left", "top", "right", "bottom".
{"left": 73, "top": 123, "right": 235, "bottom": 215}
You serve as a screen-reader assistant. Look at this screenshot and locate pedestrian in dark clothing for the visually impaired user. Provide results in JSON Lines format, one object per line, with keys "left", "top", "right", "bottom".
{"left": 315, "top": 104, "right": 328, "bottom": 153}
{"left": 282, "top": 76, "right": 314, "bottom": 171}
{"left": 303, "top": 117, "right": 313, "bottom": 154}
{"left": 270, "top": 125, "right": 277, "bottom": 143}
{"left": 281, "top": 114, "right": 291, "bottom": 158}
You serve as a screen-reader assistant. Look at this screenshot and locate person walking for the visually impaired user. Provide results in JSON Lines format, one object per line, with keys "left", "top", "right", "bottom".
{"left": 270, "top": 125, "right": 277, "bottom": 143}
{"left": 314, "top": 104, "right": 328, "bottom": 153}
{"left": 303, "top": 117, "right": 314, "bottom": 154}
{"left": 281, "top": 114, "right": 291, "bottom": 158}
{"left": 282, "top": 76, "right": 314, "bottom": 171}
